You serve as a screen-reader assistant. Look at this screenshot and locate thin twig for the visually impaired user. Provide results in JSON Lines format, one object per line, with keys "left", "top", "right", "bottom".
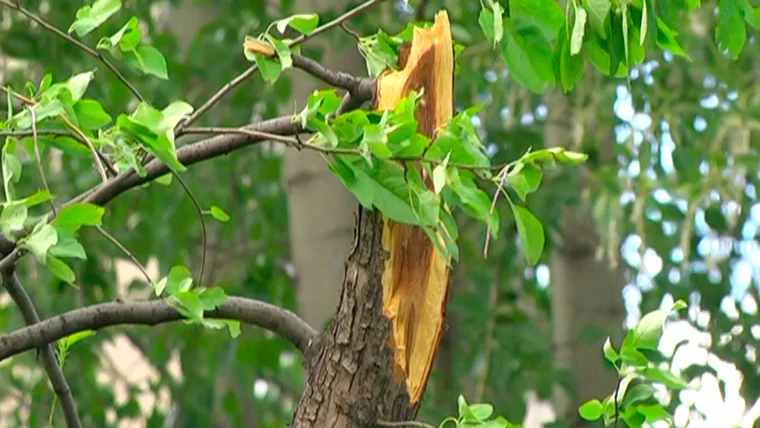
{"left": 0, "top": 272, "right": 82, "bottom": 428}
{"left": 0, "top": 129, "right": 72, "bottom": 138}
{"left": 29, "top": 106, "right": 56, "bottom": 216}
{"left": 0, "top": 0, "right": 144, "bottom": 102}
{"left": 339, "top": 22, "right": 362, "bottom": 41}
{"left": 171, "top": 172, "right": 207, "bottom": 286}
{"left": 0, "top": 296, "right": 318, "bottom": 359}
{"left": 182, "top": 125, "right": 509, "bottom": 171}
{"left": 59, "top": 115, "right": 110, "bottom": 183}
{"left": 177, "top": 0, "right": 389, "bottom": 131}
{"left": 483, "top": 166, "right": 509, "bottom": 257}
{"left": 613, "top": 375, "right": 622, "bottom": 428}
{"left": 95, "top": 226, "right": 152, "bottom": 286}
{"left": 182, "top": 127, "right": 301, "bottom": 147}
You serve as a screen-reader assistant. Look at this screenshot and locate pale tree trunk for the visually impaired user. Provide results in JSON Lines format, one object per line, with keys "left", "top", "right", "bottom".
{"left": 545, "top": 90, "right": 625, "bottom": 423}
{"left": 282, "top": 0, "right": 367, "bottom": 328}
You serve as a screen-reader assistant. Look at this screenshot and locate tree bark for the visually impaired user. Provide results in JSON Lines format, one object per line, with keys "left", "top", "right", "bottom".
{"left": 293, "top": 209, "right": 418, "bottom": 427}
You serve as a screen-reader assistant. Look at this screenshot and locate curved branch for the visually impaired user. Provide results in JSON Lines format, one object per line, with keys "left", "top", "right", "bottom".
{"left": 0, "top": 296, "right": 318, "bottom": 361}
{"left": 1, "top": 272, "right": 82, "bottom": 428}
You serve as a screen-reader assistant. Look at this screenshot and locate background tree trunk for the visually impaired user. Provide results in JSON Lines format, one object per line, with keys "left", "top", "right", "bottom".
{"left": 545, "top": 90, "right": 625, "bottom": 422}
{"left": 282, "top": 0, "right": 367, "bottom": 328}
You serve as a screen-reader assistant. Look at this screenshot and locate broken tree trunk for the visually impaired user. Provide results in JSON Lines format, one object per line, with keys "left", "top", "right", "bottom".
{"left": 292, "top": 11, "right": 454, "bottom": 427}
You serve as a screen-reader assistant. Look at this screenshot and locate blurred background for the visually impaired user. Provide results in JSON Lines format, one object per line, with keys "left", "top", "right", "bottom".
{"left": 0, "top": 0, "right": 759, "bottom": 427}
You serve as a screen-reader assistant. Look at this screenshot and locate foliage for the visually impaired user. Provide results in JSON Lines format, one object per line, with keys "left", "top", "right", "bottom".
{"left": 0, "top": 0, "right": 758, "bottom": 427}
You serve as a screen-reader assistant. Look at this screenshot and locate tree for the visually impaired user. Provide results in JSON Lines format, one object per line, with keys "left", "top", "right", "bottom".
{"left": 0, "top": 0, "right": 759, "bottom": 427}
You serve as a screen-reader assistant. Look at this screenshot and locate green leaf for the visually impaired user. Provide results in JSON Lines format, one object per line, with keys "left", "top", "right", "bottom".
{"left": 636, "top": 404, "right": 671, "bottom": 422}
{"left": 59, "top": 330, "right": 95, "bottom": 350}
{"left": 509, "top": 0, "right": 565, "bottom": 40}
{"left": 22, "top": 223, "right": 58, "bottom": 264}
{"left": 623, "top": 307, "right": 669, "bottom": 351}
{"left": 478, "top": 0, "right": 505, "bottom": 48}
{"left": 49, "top": 238, "right": 87, "bottom": 260}
{"left": 159, "top": 101, "right": 193, "bottom": 130}
{"left": 226, "top": 320, "right": 241, "bottom": 338}
{"left": 639, "top": 367, "right": 690, "bottom": 390}
{"left": 743, "top": 1, "right": 760, "bottom": 28}
{"left": 69, "top": 0, "right": 122, "bottom": 37}
{"left": 54, "top": 203, "right": 105, "bottom": 233}
{"left": 74, "top": 99, "right": 112, "bottom": 129}
{"left": 274, "top": 13, "right": 319, "bottom": 35}
{"left": 622, "top": 384, "right": 657, "bottom": 407}
{"left": 449, "top": 169, "right": 498, "bottom": 235}
{"left": 619, "top": 344, "right": 649, "bottom": 366}
{"left": 162, "top": 265, "right": 194, "bottom": 296}
{"left": 639, "top": 0, "right": 648, "bottom": 45}
{"left": 501, "top": 19, "right": 554, "bottom": 93}
{"left": 603, "top": 337, "right": 620, "bottom": 366}
{"left": 48, "top": 256, "right": 76, "bottom": 283}
{"left": 16, "top": 190, "right": 54, "bottom": 208}
{"left": 209, "top": 205, "right": 230, "bottom": 223}
{"left": 361, "top": 123, "right": 392, "bottom": 159}
{"left": 132, "top": 45, "right": 169, "bottom": 79}
{"left": 2, "top": 141, "right": 21, "bottom": 202}
{"left": 584, "top": 0, "right": 610, "bottom": 38}
{"left": 717, "top": 0, "right": 746, "bottom": 59}
{"left": 170, "top": 291, "right": 205, "bottom": 321}
{"left": 509, "top": 163, "right": 542, "bottom": 201}
{"left": 655, "top": 18, "right": 690, "bottom": 60}
{"left": 267, "top": 35, "right": 293, "bottom": 70}
{"left": 254, "top": 52, "right": 282, "bottom": 83}
{"left": 195, "top": 286, "right": 229, "bottom": 310}
{"left": 330, "top": 157, "right": 438, "bottom": 227}
{"left": 469, "top": 403, "right": 494, "bottom": 420}
{"left": 432, "top": 164, "right": 447, "bottom": 195}
{"left": 571, "top": 6, "right": 588, "bottom": 55}
{"left": 457, "top": 395, "right": 477, "bottom": 420}
{"left": 0, "top": 203, "right": 27, "bottom": 238}
{"left": 97, "top": 16, "right": 140, "bottom": 52}
{"left": 579, "top": 399, "right": 604, "bottom": 421}
{"left": 555, "top": 22, "right": 585, "bottom": 92}
{"left": 66, "top": 71, "right": 95, "bottom": 103}
{"left": 12, "top": 100, "right": 65, "bottom": 129}
{"left": 510, "top": 202, "right": 545, "bottom": 265}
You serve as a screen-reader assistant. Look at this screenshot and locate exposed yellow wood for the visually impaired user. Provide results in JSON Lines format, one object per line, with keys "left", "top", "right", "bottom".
{"left": 376, "top": 11, "right": 454, "bottom": 405}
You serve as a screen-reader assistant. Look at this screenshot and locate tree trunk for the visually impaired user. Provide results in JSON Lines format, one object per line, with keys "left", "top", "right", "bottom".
{"left": 293, "top": 209, "right": 418, "bottom": 427}
{"left": 283, "top": 0, "right": 367, "bottom": 328}
{"left": 293, "top": 12, "right": 454, "bottom": 426}
{"left": 545, "top": 90, "right": 625, "bottom": 422}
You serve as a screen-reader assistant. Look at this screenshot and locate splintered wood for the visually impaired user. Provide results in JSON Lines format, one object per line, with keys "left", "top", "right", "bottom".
{"left": 376, "top": 11, "right": 454, "bottom": 405}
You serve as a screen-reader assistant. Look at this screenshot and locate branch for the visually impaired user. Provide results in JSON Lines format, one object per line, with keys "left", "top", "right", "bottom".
{"left": 242, "top": 40, "right": 373, "bottom": 96}
{"left": 177, "top": 0, "right": 388, "bottom": 130}
{"left": 1, "top": 272, "right": 82, "bottom": 428}
{"left": 0, "top": 296, "right": 318, "bottom": 360}
{"left": 0, "top": 0, "right": 145, "bottom": 102}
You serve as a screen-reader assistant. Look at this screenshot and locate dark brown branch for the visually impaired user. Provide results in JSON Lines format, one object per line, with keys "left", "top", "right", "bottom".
{"left": 177, "top": 0, "right": 388, "bottom": 130}
{"left": 0, "top": 0, "right": 144, "bottom": 102}
{"left": 1, "top": 272, "right": 82, "bottom": 428}
{"left": 0, "top": 296, "right": 318, "bottom": 360}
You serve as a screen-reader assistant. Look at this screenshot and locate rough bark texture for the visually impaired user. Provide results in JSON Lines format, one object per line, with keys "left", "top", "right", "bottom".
{"left": 546, "top": 90, "right": 625, "bottom": 421}
{"left": 292, "top": 209, "right": 417, "bottom": 427}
